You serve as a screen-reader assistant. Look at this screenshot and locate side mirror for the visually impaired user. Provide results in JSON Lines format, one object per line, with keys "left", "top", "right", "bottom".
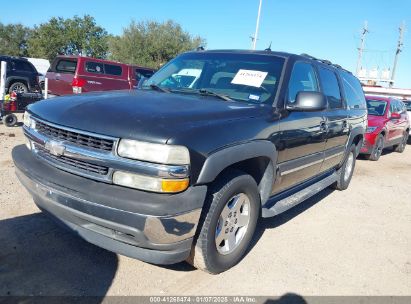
{"left": 287, "top": 91, "right": 327, "bottom": 112}
{"left": 390, "top": 112, "right": 401, "bottom": 119}
{"left": 137, "top": 77, "right": 147, "bottom": 89}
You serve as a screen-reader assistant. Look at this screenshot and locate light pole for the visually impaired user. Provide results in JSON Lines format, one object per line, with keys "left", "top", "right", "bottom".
{"left": 252, "top": 0, "right": 263, "bottom": 50}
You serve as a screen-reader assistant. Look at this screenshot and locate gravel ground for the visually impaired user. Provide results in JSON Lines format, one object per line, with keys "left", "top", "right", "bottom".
{"left": 1, "top": 114, "right": 410, "bottom": 298}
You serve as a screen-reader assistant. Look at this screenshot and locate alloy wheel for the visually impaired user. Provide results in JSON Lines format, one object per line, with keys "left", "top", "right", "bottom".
{"left": 215, "top": 193, "right": 251, "bottom": 255}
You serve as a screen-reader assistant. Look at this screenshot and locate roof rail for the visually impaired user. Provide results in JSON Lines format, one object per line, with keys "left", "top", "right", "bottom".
{"left": 300, "top": 53, "right": 351, "bottom": 73}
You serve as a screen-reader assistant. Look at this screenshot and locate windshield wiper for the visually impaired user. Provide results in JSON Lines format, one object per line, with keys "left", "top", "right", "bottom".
{"left": 149, "top": 84, "right": 170, "bottom": 93}
{"left": 198, "top": 89, "right": 232, "bottom": 101}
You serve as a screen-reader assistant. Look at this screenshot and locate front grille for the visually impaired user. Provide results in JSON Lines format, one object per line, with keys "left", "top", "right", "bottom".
{"left": 35, "top": 119, "right": 114, "bottom": 151}
{"left": 34, "top": 144, "right": 109, "bottom": 176}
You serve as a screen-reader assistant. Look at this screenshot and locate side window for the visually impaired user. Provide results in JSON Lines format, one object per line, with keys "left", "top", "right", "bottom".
{"left": 287, "top": 62, "right": 319, "bottom": 103}
{"left": 12, "top": 60, "right": 33, "bottom": 72}
{"left": 104, "top": 64, "right": 122, "bottom": 76}
{"left": 136, "top": 69, "right": 154, "bottom": 80}
{"left": 55, "top": 59, "right": 77, "bottom": 74}
{"left": 85, "top": 61, "right": 104, "bottom": 74}
{"left": 390, "top": 100, "right": 397, "bottom": 114}
{"left": 318, "top": 66, "right": 342, "bottom": 109}
{"left": 340, "top": 72, "right": 366, "bottom": 109}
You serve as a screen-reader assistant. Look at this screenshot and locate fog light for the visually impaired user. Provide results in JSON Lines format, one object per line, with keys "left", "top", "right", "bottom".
{"left": 113, "top": 171, "right": 189, "bottom": 193}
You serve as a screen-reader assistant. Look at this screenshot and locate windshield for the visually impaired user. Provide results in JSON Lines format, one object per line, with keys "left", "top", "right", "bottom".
{"left": 405, "top": 101, "right": 411, "bottom": 111}
{"left": 143, "top": 52, "right": 285, "bottom": 104}
{"left": 366, "top": 99, "right": 387, "bottom": 116}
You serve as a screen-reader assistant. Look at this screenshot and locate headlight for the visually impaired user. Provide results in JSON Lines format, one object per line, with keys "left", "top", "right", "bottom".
{"left": 117, "top": 139, "right": 190, "bottom": 165}
{"left": 23, "top": 111, "right": 36, "bottom": 129}
{"left": 113, "top": 171, "right": 189, "bottom": 193}
{"left": 366, "top": 126, "right": 377, "bottom": 133}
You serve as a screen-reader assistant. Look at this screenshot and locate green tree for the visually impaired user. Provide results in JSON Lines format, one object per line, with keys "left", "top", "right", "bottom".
{"left": 109, "top": 20, "right": 206, "bottom": 68}
{"left": 0, "top": 23, "right": 32, "bottom": 56}
{"left": 28, "top": 15, "right": 108, "bottom": 61}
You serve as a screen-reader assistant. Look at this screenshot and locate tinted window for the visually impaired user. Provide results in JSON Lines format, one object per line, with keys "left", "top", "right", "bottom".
{"left": 318, "top": 66, "right": 342, "bottom": 109}
{"left": 287, "top": 62, "right": 319, "bottom": 103}
{"left": 85, "top": 61, "right": 104, "bottom": 74}
{"left": 405, "top": 101, "right": 411, "bottom": 111}
{"left": 340, "top": 72, "right": 366, "bottom": 109}
{"left": 12, "top": 60, "right": 35, "bottom": 72}
{"left": 135, "top": 68, "right": 154, "bottom": 80}
{"left": 55, "top": 59, "right": 77, "bottom": 74}
{"left": 366, "top": 99, "right": 387, "bottom": 116}
{"left": 145, "top": 52, "right": 285, "bottom": 104}
{"left": 104, "top": 64, "right": 122, "bottom": 76}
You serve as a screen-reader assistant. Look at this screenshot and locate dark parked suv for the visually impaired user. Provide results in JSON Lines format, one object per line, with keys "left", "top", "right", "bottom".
{"left": 13, "top": 50, "right": 367, "bottom": 273}
{"left": 0, "top": 56, "right": 42, "bottom": 94}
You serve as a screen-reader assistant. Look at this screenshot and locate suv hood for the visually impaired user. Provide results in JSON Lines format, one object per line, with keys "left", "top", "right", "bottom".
{"left": 28, "top": 90, "right": 268, "bottom": 143}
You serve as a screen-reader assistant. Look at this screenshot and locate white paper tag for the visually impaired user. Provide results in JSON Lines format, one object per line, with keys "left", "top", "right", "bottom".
{"left": 231, "top": 69, "right": 268, "bottom": 88}
{"left": 248, "top": 94, "right": 260, "bottom": 101}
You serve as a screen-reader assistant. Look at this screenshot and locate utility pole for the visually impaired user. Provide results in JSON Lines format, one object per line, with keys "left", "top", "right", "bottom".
{"left": 251, "top": 0, "right": 263, "bottom": 50}
{"left": 390, "top": 21, "right": 405, "bottom": 88}
{"left": 356, "top": 21, "right": 369, "bottom": 76}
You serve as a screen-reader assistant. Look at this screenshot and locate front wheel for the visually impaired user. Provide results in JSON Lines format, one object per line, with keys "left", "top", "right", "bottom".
{"left": 368, "top": 134, "right": 384, "bottom": 161}
{"left": 188, "top": 170, "right": 260, "bottom": 274}
{"left": 333, "top": 144, "right": 357, "bottom": 191}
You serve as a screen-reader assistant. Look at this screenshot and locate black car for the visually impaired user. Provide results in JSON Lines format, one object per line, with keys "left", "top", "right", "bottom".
{"left": 0, "top": 56, "right": 42, "bottom": 94}
{"left": 13, "top": 50, "right": 367, "bottom": 274}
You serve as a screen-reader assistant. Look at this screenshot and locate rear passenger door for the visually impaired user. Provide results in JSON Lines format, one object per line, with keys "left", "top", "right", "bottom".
{"left": 317, "top": 66, "right": 348, "bottom": 171}
{"left": 274, "top": 61, "right": 327, "bottom": 194}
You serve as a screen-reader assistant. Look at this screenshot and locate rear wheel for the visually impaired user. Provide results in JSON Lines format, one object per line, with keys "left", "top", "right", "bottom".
{"left": 188, "top": 170, "right": 260, "bottom": 274}
{"left": 333, "top": 144, "right": 357, "bottom": 191}
{"left": 9, "top": 81, "right": 28, "bottom": 94}
{"left": 4, "top": 114, "right": 18, "bottom": 127}
{"left": 393, "top": 132, "right": 408, "bottom": 153}
{"left": 368, "top": 134, "right": 384, "bottom": 161}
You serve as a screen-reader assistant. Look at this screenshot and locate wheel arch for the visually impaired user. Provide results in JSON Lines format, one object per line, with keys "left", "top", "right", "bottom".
{"left": 196, "top": 141, "right": 277, "bottom": 206}
{"left": 5, "top": 77, "right": 30, "bottom": 91}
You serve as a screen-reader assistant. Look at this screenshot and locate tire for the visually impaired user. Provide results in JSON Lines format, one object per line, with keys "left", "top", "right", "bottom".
{"left": 368, "top": 134, "right": 384, "bottom": 161}
{"left": 4, "top": 114, "right": 18, "bottom": 127}
{"left": 333, "top": 144, "right": 357, "bottom": 191}
{"left": 188, "top": 170, "right": 260, "bottom": 274}
{"left": 9, "top": 81, "right": 28, "bottom": 94}
{"left": 393, "top": 132, "right": 409, "bottom": 153}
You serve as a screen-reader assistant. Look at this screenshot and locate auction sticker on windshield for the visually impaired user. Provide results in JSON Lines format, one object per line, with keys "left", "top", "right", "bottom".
{"left": 231, "top": 69, "right": 268, "bottom": 87}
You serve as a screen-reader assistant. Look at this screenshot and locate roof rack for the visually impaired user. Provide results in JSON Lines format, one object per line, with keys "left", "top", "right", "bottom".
{"left": 300, "top": 53, "right": 351, "bottom": 74}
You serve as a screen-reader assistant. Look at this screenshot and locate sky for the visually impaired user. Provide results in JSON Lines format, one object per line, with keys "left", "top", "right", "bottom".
{"left": 1, "top": 0, "right": 410, "bottom": 87}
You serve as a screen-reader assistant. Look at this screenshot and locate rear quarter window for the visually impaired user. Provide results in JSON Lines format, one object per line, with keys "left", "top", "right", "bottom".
{"left": 340, "top": 72, "right": 366, "bottom": 110}
{"left": 85, "top": 61, "right": 104, "bottom": 74}
{"left": 104, "top": 64, "right": 122, "bottom": 76}
{"left": 54, "top": 59, "right": 78, "bottom": 74}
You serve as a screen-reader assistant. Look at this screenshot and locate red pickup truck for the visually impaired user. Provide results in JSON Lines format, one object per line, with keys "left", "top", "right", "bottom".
{"left": 46, "top": 56, "right": 155, "bottom": 96}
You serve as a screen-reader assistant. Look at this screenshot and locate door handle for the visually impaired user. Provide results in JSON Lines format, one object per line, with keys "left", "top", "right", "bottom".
{"left": 342, "top": 120, "right": 349, "bottom": 132}
{"left": 320, "top": 121, "right": 328, "bottom": 132}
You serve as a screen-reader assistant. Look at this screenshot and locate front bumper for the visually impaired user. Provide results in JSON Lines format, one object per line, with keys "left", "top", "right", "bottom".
{"left": 12, "top": 145, "right": 207, "bottom": 264}
{"left": 360, "top": 132, "right": 377, "bottom": 154}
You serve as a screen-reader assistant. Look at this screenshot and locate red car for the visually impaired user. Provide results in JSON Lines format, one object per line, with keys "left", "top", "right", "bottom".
{"left": 46, "top": 56, "right": 155, "bottom": 96}
{"left": 361, "top": 96, "right": 410, "bottom": 160}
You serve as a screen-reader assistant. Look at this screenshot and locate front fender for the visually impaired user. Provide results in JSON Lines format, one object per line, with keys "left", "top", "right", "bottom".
{"left": 196, "top": 140, "right": 278, "bottom": 185}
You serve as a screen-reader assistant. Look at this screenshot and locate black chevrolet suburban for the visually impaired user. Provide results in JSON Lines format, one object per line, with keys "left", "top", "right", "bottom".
{"left": 13, "top": 50, "right": 367, "bottom": 274}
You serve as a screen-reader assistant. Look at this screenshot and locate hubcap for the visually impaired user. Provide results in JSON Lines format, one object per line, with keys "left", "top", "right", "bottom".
{"left": 344, "top": 152, "right": 354, "bottom": 181}
{"left": 12, "top": 84, "right": 25, "bottom": 93}
{"left": 215, "top": 193, "right": 251, "bottom": 255}
{"left": 375, "top": 138, "right": 383, "bottom": 158}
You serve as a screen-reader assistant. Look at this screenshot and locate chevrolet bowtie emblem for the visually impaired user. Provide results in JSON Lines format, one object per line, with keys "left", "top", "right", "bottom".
{"left": 45, "top": 140, "right": 66, "bottom": 157}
